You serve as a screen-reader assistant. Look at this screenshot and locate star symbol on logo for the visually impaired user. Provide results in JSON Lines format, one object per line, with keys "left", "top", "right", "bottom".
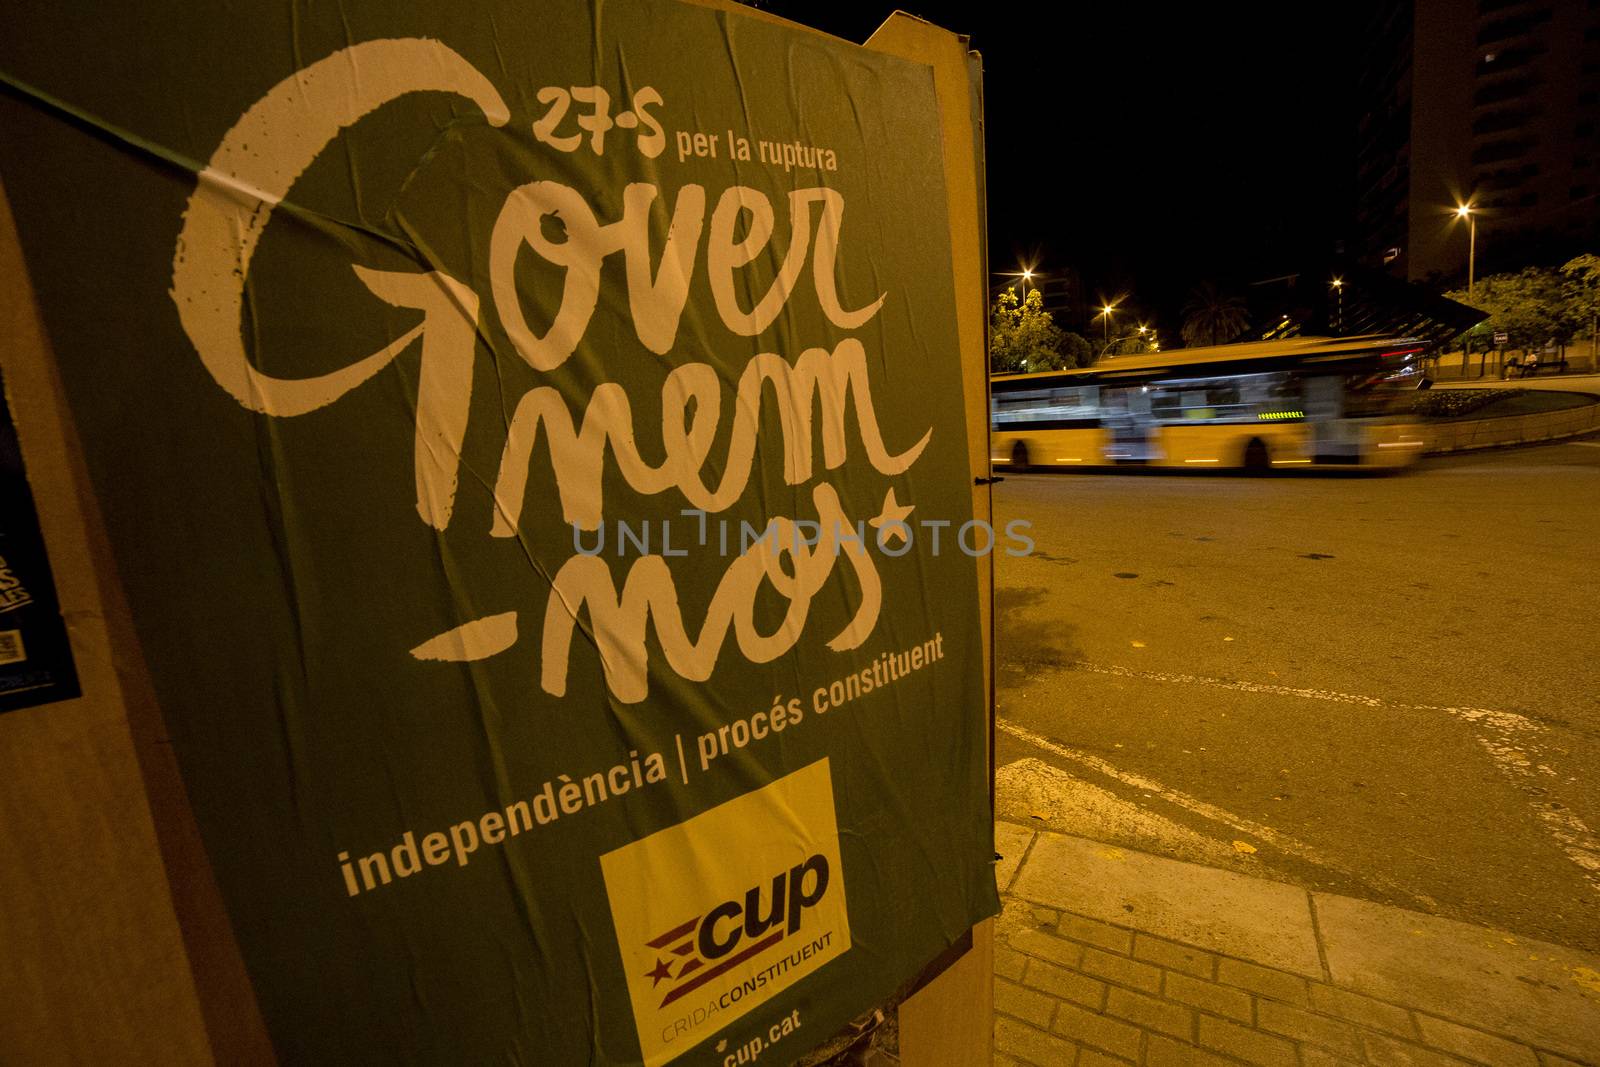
{"left": 868, "top": 487, "right": 914, "bottom": 546}
{"left": 646, "top": 957, "right": 674, "bottom": 987}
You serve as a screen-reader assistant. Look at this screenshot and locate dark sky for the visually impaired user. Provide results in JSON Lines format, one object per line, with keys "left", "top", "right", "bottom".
{"left": 748, "top": 2, "right": 1371, "bottom": 339}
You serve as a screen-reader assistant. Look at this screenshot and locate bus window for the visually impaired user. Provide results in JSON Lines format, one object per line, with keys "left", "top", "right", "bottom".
{"left": 1342, "top": 373, "right": 1414, "bottom": 417}
{"left": 1266, "top": 375, "right": 1301, "bottom": 405}
{"left": 991, "top": 384, "right": 1100, "bottom": 427}
{"left": 1146, "top": 380, "right": 1250, "bottom": 423}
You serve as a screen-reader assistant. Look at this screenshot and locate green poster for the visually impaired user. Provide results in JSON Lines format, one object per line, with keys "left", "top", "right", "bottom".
{"left": 0, "top": 1, "right": 995, "bottom": 1061}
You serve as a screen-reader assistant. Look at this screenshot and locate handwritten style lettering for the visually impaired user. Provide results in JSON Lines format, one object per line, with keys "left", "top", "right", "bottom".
{"left": 170, "top": 39, "right": 928, "bottom": 701}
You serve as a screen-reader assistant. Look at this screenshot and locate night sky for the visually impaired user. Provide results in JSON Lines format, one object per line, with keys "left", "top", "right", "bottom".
{"left": 748, "top": 2, "right": 1371, "bottom": 340}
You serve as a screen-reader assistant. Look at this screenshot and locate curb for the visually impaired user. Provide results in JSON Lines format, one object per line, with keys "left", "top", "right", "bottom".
{"left": 995, "top": 822, "right": 1600, "bottom": 1066}
{"left": 1423, "top": 391, "right": 1600, "bottom": 455}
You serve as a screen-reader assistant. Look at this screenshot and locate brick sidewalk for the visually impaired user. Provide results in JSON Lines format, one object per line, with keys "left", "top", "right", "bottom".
{"left": 993, "top": 822, "right": 1600, "bottom": 1067}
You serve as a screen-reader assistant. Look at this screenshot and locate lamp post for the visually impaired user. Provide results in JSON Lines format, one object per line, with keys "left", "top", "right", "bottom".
{"left": 1096, "top": 302, "right": 1117, "bottom": 345}
{"left": 1330, "top": 277, "right": 1343, "bottom": 334}
{"left": 1099, "top": 325, "right": 1153, "bottom": 360}
{"left": 1019, "top": 267, "right": 1034, "bottom": 304}
{"left": 1456, "top": 203, "right": 1476, "bottom": 299}
{"left": 1455, "top": 204, "right": 1478, "bottom": 375}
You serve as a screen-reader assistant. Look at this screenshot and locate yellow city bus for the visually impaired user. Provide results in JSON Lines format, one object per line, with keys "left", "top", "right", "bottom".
{"left": 991, "top": 335, "right": 1430, "bottom": 472}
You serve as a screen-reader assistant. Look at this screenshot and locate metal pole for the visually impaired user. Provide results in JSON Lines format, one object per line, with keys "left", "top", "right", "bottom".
{"left": 1467, "top": 215, "right": 1476, "bottom": 300}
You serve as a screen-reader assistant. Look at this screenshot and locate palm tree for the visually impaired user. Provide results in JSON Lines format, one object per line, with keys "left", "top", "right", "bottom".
{"left": 1181, "top": 282, "right": 1250, "bottom": 347}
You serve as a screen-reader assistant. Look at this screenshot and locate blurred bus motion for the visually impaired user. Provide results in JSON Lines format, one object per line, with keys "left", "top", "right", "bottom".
{"left": 991, "top": 336, "right": 1430, "bottom": 472}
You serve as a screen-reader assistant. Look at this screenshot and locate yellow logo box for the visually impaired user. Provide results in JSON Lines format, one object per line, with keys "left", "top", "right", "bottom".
{"left": 600, "top": 759, "right": 851, "bottom": 1065}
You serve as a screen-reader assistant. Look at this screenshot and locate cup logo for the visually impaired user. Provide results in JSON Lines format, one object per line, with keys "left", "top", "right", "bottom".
{"left": 600, "top": 760, "right": 850, "bottom": 1064}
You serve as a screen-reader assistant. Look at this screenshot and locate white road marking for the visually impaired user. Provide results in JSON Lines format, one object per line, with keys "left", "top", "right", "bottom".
{"left": 1025, "top": 660, "right": 1600, "bottom": 897}
{"left": 995, "top": 717, "right": 1432, "bottom": 905}
{"left": 996, "top": 757, "right": 1256, "bottom": 870}
{"left": 1059, "top": 659, "right": 1541, "bottom": 734}
{"left": 1474, "top": 736, "right": 1600, "bottom": 889}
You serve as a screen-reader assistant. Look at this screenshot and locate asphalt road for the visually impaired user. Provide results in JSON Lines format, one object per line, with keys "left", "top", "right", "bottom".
{"left": 993, "top": 435, "right": 1600, "bottom": 952}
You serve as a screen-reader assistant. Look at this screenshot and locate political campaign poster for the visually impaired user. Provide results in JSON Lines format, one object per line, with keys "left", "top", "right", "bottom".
{"left": 0, "top": 1, "right": 996, "bottom": 1061}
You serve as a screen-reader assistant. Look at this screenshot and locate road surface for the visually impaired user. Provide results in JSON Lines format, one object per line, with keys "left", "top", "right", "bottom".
{"left": 993, "top": 435, "right": 1600, "bottom": 951}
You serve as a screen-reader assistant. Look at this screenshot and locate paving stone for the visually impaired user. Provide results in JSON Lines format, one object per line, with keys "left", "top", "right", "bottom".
{"left": 1146, "top": 1034, "right": 1239, "bottom": 1067}
{"left": 1024, "top": 957, "right": 1108, "bottom": 1010}
{"left": 1057, "top": 912, "right": 1135, "bottom": 955}
{"left": 996, "top": 977, "right": 1057, "bottom": 1029}
{"left": 1104, "top": 986, "right": 1193, "bottom": 1040}
{"left": 997, "top": 896, "right": 1039, "bottom": 936}
{"left": 1308, "top": 984, "right": 1416, "bottom": 1038}
{"left": 1198, "top": 1015, "right": 1299, "bottom": 1067}
{"left": 1414, "top": 1015, "right": 1540, "bottom": 1067}
{"left": 994, "top": 821, "right": 1035, "bottom": 894}
{"left": 1079, "top": 947, "right": 1163, "bottom": 995}
{"left": 1217, "top": 958, "right": 1310, "bottom": 1007}
{"left": 1255, "top": 1000, "right": 1362, "bottom": 1059}
{"left": 1536, "top": 1054, "right": 1590, "bottom": 1067}
{"left": 1300, "top": 1048, "right": 1364, "bottom": 1067}
{"left": 1008, "top": 925, "right": 1085, "bottom": 971}
{"left": 1162, "top": 971, "right": 1254, "bottom": 1023}
{"left": 1364, "top": 1033, "right": 1475, "bottom": 1066}
{"left": 1031, "top": 905, "right": 1064, "bottom": 927}
{"left": 1053, "top": 1002, "right": 1143, "bottom": 1061}
{"left": 1315, "top": 892, "right": 1600, "bottom": 1063}
{"left": 996, "top": 944, "right": 1027, "bottom": 982}
{"left": 1011, "top": 832, "right": 1323, "bottom": 976}
{"left": 995, "top": 1015, "right": 1079, "bottom": 1067}
{"left": 1078, "top": 1050, "right": 1135, "bottom": 1067}
{"left": 1133, "top": 933, "right": 1216, "bottom": 978}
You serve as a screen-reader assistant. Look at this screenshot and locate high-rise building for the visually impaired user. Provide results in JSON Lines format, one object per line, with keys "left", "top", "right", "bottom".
{"left": 1355, "top": 0, "right": 1600, "bottom": 284}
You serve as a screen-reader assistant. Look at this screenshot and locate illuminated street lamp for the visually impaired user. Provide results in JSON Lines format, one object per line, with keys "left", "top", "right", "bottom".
{"left": 1331, "top": 277, "right": 1343, "bottom": 333}
{"left": 1094, "top": 301, "right": 1118, "bottom": 345}
{"left": 1455, "top": 203, "right": 1477, "bottom": 299}
{"left": 1002, "top": 264, "right": 1037, "bottom": 307}
{"left": 1099, "top": 324, "right": 1155, "bottom": 360}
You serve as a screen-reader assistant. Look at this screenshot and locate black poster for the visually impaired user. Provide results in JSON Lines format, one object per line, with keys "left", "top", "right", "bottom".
{"left": 0, "top": 367, "right": 79, "bottom": 713}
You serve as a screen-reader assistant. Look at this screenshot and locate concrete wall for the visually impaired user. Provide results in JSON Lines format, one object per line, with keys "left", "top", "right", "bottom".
{"left": 1426, "top": 395, "right": 1600, "bottom": 453}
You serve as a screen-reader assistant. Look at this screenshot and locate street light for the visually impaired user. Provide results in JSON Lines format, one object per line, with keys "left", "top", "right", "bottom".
{"left": 1094, "top": 302, "right": 1118, "bottom": 345}
{"left": 1099, "top": 325, "right": 1156, "bottom": 361}
{"left": 1330, "top": 277, "right": 1343, "bottom": 334}
{"left": 1002, "top": 264, "right": 1037, "bottom": 307}
{"left": 1455, "top": 203, "right": 1476, "bottom": 299}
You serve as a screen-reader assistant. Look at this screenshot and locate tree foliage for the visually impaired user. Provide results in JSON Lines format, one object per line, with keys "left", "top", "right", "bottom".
{"left": 990, "top": 287, "right": 1088, "bottom": 372}
{"left": 1103, "top": 333, "right": 1158, "bottom": 357}
{"left": 1444, "top": 255, "right": 1599, "bottom": 349}
{"left": 1561, "top": 254, "right": 1600, "bottom": 330}
{"left": 1059, "top": 329, "right": 1093, "bottom": 368}
{"left": 1180, "top": 282, "right": 1250, "bottom": 348}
